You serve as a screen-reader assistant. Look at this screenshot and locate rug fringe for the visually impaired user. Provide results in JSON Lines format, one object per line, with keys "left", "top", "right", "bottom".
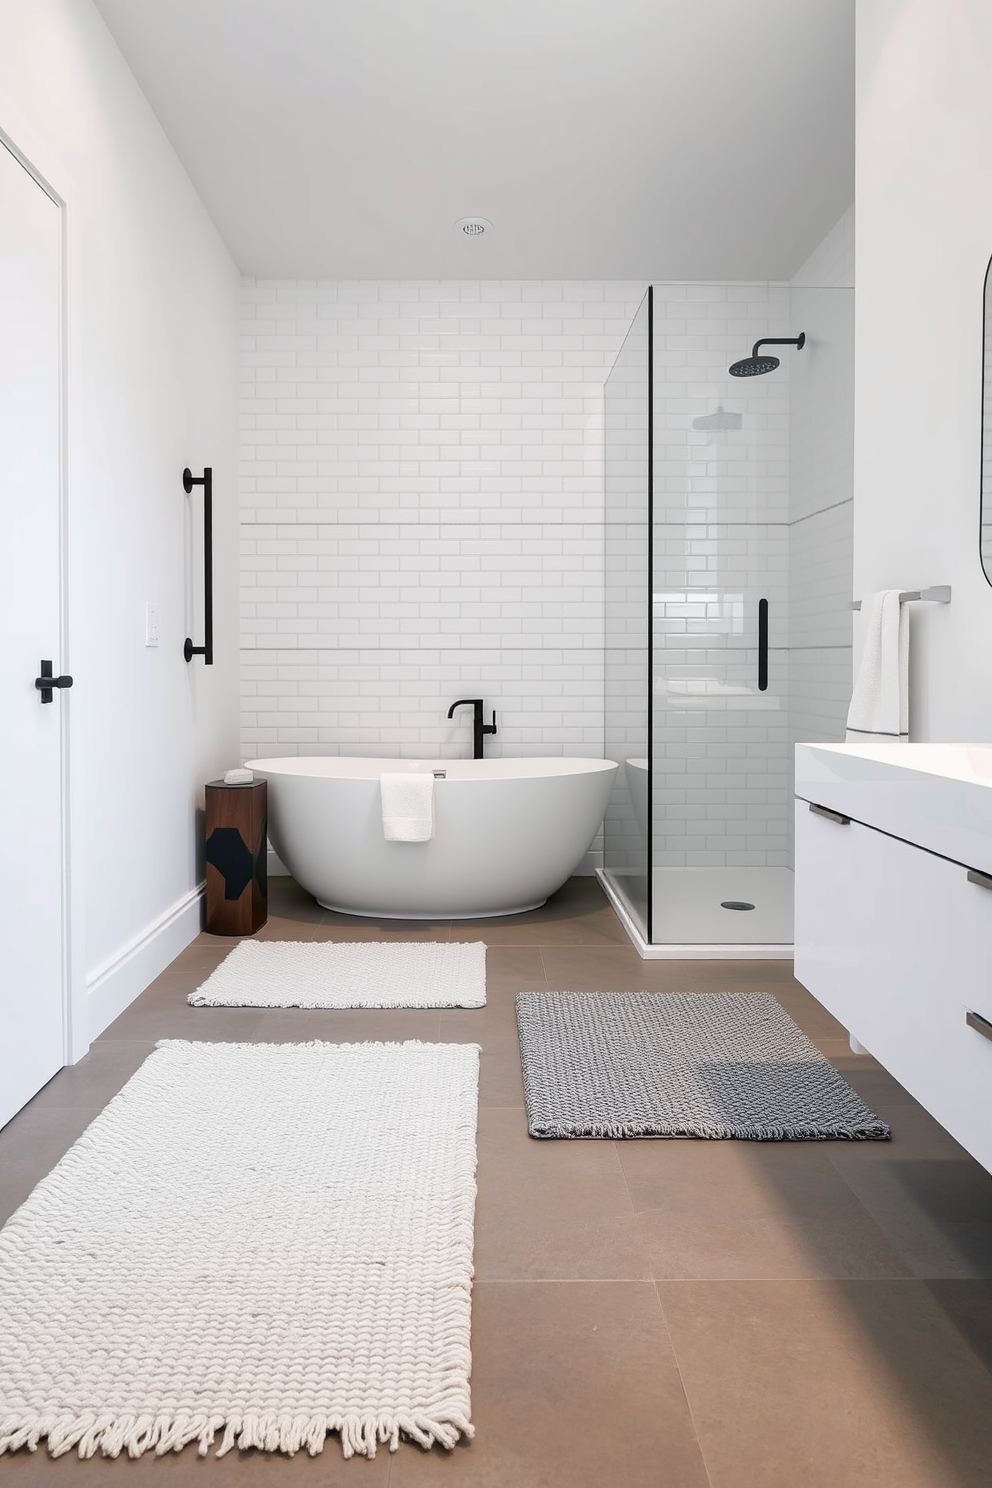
{"left": 529, "top": 1119, "right": 891, "bottom": 1140}
{"left": 0, "top": 1408, "right": 474, "bottom": 1461}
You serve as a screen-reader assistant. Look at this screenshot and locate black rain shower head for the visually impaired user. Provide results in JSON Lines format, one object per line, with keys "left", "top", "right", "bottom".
{"left": 729, "top": 332, "right": 805, "bottom": 377}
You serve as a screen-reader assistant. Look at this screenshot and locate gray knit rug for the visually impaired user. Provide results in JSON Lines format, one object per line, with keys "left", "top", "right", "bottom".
{"left": 516, "top": 992, "right": 890, "bottom": 1141}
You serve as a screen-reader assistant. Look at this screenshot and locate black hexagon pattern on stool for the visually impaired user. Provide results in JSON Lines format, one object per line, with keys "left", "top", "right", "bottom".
{"left": 205, "top": 826, "right": 255, "bottom": 901}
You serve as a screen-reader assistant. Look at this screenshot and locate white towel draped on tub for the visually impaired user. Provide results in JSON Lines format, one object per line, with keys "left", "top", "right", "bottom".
{"left": 380, "top": 772, "right": 435, "bottom": 842}
{"left": 846, "top": 589, "right": 909, "bottom": 742}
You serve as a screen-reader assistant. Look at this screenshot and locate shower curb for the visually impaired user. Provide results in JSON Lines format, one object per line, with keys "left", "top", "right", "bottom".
{"left": 596, "top": 870, "right": 794, "bottom": 960}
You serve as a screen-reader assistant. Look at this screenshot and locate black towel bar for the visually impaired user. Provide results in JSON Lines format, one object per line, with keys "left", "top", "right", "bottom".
{"left": 183, "top": 466, "right": 213, "bottom": 665}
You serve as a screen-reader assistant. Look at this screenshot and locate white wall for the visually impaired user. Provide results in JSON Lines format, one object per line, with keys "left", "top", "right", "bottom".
{"left": 856, "top": 0, "right": 992, "bottom": 741}
{"left": 789, "top": 208, "right": 855, "bottom": 753}
{"left": 791, "top": 206, "right": 855, "bottom": 292}
{"left": 0, "top": 0, "right": 240, "bottom": 1043}
{"left": 239, "top": 280, "right": 644, "bottom": 761}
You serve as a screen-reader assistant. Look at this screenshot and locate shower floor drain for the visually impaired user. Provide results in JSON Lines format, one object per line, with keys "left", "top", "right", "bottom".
{"left": 720, "top": 900, "right": 756, "bottom": 911}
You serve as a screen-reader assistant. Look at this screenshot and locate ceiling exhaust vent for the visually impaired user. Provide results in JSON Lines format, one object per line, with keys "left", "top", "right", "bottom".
{"left": 454, "top": 216, "right": 493, "bottom": 237}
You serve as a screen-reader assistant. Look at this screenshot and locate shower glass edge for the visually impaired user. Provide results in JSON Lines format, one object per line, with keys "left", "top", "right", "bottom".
{"left": 603, "top": 285, "right": 652, "bottom": 942}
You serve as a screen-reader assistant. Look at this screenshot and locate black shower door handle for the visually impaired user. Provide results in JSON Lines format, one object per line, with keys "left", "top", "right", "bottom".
{"left": 35, "top": 659, "right": 73, "bottom": 703}
{"left": 757, "top": 598, "right": 768, "bottom": 692}
{"left": 183, "top": 466, "right": 213, "bottom": 665}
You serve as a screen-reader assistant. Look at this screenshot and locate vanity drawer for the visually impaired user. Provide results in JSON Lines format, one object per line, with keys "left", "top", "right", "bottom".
{"left": 795, "top": 799, "right": 992, "bottom": 1171}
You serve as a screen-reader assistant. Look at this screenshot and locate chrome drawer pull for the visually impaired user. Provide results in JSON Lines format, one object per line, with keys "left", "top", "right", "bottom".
{"left": 966, "top": 868, "right": 992, "bottom": 892}
{"left": 808, "top": 802, "right": 850, "bottom": 826}
{"left": 966, "top": 1009, "right": 992, "bottom": 1042}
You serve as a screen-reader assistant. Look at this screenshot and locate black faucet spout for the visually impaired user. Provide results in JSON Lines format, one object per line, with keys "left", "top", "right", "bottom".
{"left": 446, "top": 698, "right": 498, "bottom": 759}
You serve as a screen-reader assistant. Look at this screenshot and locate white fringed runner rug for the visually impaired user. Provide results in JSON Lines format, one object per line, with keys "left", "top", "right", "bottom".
{"left": 0, "top": 1039, "right": 480, "bottom": 1462}
{"left": 188, "top": 940, "right": 486, "bottom": 1009}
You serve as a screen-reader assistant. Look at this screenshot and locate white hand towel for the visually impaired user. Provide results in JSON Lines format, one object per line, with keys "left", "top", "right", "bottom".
{"left": 846, "top": 589, "right": 909, "bottom": 742}
{"left": 380, "top": 772, "right": 435, "bottom": 842}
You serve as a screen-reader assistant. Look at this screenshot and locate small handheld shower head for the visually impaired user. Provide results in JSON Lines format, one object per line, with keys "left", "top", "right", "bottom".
{"left": 729, "top": 331, "right": 805, "bottom": 377}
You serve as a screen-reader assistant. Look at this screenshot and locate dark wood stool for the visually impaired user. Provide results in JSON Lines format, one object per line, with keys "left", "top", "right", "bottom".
{"left": 204, "top": 778, "right": 268, "bottom": 935}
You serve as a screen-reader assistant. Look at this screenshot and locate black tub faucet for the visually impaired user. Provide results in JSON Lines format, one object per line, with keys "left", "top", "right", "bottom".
{"left": 447, "top": 698, "right": 497, "bottom": 759}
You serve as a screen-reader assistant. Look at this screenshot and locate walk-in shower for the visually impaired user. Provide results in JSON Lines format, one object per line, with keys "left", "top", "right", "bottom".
{"left": 602, "top": 281, "right": 854, "bottom": 955}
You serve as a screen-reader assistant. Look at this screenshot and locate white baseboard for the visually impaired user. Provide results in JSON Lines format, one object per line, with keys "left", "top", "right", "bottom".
{"left": 86, "top": 884, "right": 205, "bottom": 1040}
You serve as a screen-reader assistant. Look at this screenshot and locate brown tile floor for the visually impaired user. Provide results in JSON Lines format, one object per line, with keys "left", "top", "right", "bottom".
{"left": 3, "top": 876, "right": 992, "bottom": 1485}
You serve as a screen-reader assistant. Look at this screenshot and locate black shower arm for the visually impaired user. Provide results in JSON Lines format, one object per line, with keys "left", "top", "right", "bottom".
{"left": 750, "top": 334, "right": 805, "bottom": 357}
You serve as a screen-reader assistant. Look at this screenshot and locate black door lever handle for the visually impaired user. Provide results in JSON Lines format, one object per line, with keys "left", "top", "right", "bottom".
{"left": 35, "top": 659, "right": 73, "bottom": 703}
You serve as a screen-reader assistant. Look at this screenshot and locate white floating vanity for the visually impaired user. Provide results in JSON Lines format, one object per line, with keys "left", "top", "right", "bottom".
{"left": 794, "top": 742, "right": 992, "bottom": 1174}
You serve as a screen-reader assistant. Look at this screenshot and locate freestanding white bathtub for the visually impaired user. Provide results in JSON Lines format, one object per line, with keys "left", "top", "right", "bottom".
{"left": 245, "top": 756, "right": 618, "bottom": 918}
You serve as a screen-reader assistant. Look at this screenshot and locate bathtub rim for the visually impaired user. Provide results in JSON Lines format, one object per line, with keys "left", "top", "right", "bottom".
{"left": 245, "top": 754, "right": 618, "bottom": 782}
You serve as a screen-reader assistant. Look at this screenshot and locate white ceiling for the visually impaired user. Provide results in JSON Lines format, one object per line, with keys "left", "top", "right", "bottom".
{"left": 93, "top": 0, "right": 854, "bottom": 281}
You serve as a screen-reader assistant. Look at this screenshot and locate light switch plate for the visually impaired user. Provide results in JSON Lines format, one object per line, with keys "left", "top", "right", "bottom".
{"left": 145, "top": 602, "right": 159, "bottom": 647}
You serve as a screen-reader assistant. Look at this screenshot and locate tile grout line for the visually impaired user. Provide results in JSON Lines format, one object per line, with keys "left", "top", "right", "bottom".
{"left": 649, "top": 1276, "right": 725, "bottom": 1488}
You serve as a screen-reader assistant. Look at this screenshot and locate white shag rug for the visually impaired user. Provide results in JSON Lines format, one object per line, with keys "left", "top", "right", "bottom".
{"left": 188, "top": 940, "right": 487, "bottom": 1009}
{"left": 0, "top": 1039, "right": 479, "bottom": 1462}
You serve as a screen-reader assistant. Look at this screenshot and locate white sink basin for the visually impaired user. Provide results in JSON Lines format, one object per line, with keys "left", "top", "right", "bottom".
{"left": 794, "top": 743, "right": 992, "bottom": 874}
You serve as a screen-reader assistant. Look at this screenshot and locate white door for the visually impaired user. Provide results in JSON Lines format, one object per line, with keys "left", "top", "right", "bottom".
{"left": 0, "top": 140, "right": 67, "bottom": 1128}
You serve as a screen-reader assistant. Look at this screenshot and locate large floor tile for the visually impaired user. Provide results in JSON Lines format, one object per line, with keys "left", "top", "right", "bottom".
{"left": 825, "top": 1152, "right": 992, "bottom": 1278}
{"left": 767, "top": 985, "right": 849, "bottom": 1039}
{"left": 96, "top": 1004, "right": 266, "bottom": 1043}
{"left": 450, "top": 878, "right": 630, "bottom": 948}
{"left": 170, "top": 935, "right": 241, "bottom": 966}
{"left": 0, "top": 1103, "right": 100, "bottom": 1172}
{"left": 440, "top": 997, "right": 518, "bottom": 1042}
{"left": 474, "top": 1107, "right": 649, "bottom": 1280}
{"left": 478, "top": 944, "right": 547, "bottom": 987}
{"left": 475, "top": 1037, "right": 526, "bottom": 1106}
{"left": 540, "top": 946, "right": 801, "bottom": 993}
{"left": 263, "top": 876, "right": 331, "bottom": 923}
{"left": 13, "top": 1040, "right": 151, "bottom": 1110}
{"left": 659, "top": 1277, "right": 992, "bottom": 1488}
{"left": 539, "top": 944, "right": 677, "bottom": 990}
{"left": 826, "top": 1052, "right": 921, "bottom": 1107}
{"left": 829, "top": 1097, "right": 976, "bottom": 1162}
{"left": 0, "top": 1164, "right": 56, "bottom": 1228}
{"left": 4, "top": 876, "right": 992, "bottom": 1481}
{"left": 620, "top": 1139, "right": 912, "bottom": 1280}
{"left": 451, "top": 915, "right": 628, "bottom": 948}
{"left": 246, "top": 919, "right": 322, "bottom": 942}
{"left": 312, "top": 920, "right": 456, "bottom": 943}
{"left": 248, "top": 1008, "right": 445, "bottom": 1044}
{"left": 388, "top": 1280, "right": 710, "bottom": 1488}
{"left": 0, "top": 1107, "right": 106, "bottom": 1225}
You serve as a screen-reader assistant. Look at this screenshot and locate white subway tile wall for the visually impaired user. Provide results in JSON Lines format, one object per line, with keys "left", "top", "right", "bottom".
{"left": 240, "top": 280, "right": 646, "bottom": 759}
{"left": 239, "top": 229, "right": 853, "bottom": 889}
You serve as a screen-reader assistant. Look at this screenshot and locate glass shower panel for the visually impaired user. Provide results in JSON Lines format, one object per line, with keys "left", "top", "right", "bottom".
{"left": 603, "top": 287, "right": 651, "bottom": 939}
{"left": 651, "top": 285, "right": 793, "bottom": 945}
